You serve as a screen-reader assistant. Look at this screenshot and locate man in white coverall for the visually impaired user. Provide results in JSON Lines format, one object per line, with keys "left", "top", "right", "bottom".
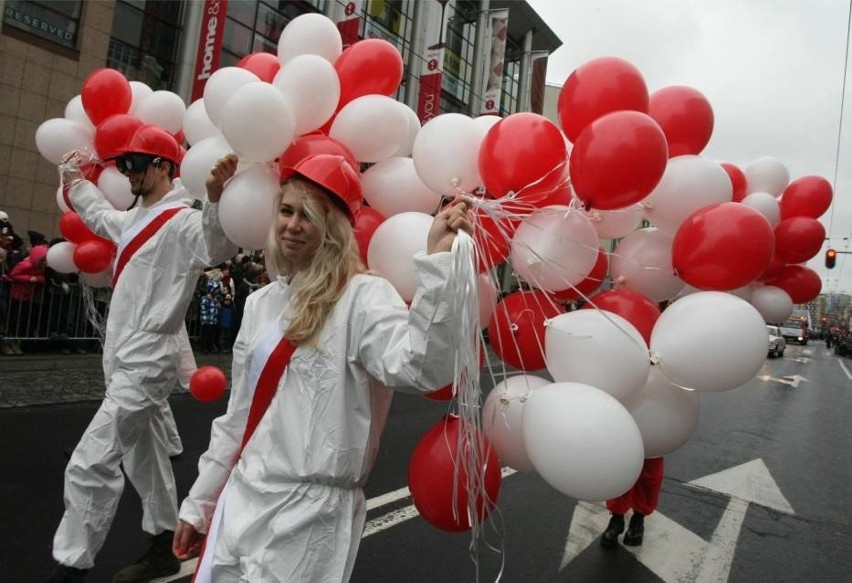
{"left": 49, "top": 125, "right": 237, "bottom": 582}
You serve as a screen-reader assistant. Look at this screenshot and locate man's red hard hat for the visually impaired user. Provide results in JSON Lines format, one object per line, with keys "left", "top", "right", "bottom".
{"left": 117, "top": 125, "right": 183, "bottom": 164}
{"left": 280, "top": 154, "right": 363, "bottom": 224}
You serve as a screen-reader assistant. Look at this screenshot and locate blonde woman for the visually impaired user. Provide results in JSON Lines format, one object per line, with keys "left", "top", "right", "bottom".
{"left": 175, "top": 154, "right": 472, "bottom": 581}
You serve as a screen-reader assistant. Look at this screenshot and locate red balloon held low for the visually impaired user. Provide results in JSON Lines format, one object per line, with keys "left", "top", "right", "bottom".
{"left": 557, "top": 56, "right": 649, "bottom": 143}
{"left": 73, "top": 238, "right": 115, "bottom": 274}
{"left": 407, "top": 415, "right": 502, "bottom": 532}
{"left": 672, "top": 202, "right": 775, "bottom": 291}
{"left": 569, "top": 110, "right": 669, "bottom": 211}
{"left": 59, "top": 212, "right": 97, "bottom": 244}
{"left": 190, "top": 366, "right": 227, "bottom": 403}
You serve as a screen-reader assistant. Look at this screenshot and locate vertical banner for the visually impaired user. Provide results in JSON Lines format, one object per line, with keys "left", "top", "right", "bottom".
{"left": 191, "top": 0, "right": 228, "bottom": 102}
{"left": 479, "top": 8, "right": 509, "bottom": 115}
{"left": 417, "top": 0, "right": 451, "bottom": 124}
{"left": 529, "top": 52, "right": 550, "bottom": 114}
{"left": 334, "top": 0, "right": 366, "bottom": 49}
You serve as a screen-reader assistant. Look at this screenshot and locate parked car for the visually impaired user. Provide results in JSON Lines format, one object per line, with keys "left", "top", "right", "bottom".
{"left": 766, "top": 325, "right": 786, "bottom": 358}
{"left": 835, "top": 332, "right": 852, "bottom": 357}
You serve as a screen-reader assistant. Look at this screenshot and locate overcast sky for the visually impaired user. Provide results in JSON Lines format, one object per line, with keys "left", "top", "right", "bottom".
{"left": 527, "top": 0, "right": 852, "bottom": 294}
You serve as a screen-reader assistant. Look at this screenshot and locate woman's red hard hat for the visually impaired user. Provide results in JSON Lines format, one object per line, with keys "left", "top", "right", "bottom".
{"left": 280, "top": 154, "right": 363, "bottom": 224}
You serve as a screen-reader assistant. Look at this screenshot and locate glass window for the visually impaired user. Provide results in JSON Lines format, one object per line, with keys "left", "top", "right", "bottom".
{"left": 222, "top": 1, "right": 317, "bottom": 63}
{"left": 228, "top": 0, "right": 257, "bottom": 27}
{"left": 2, "top": 0, "right": 83, "bottom": 50}
{"left": 442, "top": 0, "right": 477, "bottom": 109}
{"left": 106, "top": 1, "right": 183, "bottom": 90}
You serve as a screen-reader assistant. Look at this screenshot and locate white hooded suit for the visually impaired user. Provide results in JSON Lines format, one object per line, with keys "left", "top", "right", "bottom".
{"left": 53, "top": 181, "right": 237, "bottom": 569}
{"left": 180, "top": 252, "right": 460, "bottom": 582}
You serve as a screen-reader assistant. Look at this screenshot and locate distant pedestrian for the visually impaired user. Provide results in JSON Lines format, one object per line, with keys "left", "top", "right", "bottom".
{"left": 199, "top": 285, "right": 220, "bottom": 353}
{"left": 217, "top": 293, "right": 235, "bottom": 353}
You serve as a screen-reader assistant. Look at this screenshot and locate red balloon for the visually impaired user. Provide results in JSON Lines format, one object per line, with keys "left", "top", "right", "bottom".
{"left": 408, "top": 415, "right": 502, "bottom": 532}
{"left": 279, "top": 134, "right": 359, "bottom": 180}
{"left": 558, "top": 56, "right": 649, "bottom": 142}
{"left": 353, "top": 206, "right": 384, "bottom": 265}
{"left": 582, "top": 288, "right": 660, "bottom": 346}
{"left": 758, "top": 254, "right": 786, "bottom": 282}
{"left": 569, "top": 111, "right": 668, "bottom": 211}
{"left": 81, "top": 68, "right": 132, "bottom": 125}
{"left": 672, "top": 202, "right": 774, "bottom": 290}
{"left": 720, "top": 162, "right": 748, "bottom": 202}
{"left": 767, "top": 264, "right": 822, "bottom": 304}
{"left": 780, "top": 176, "right": 833, "bottom": 220}
{"left": 94, "top": 114, "right": 144, "bottom": 160}
{"left": 59, "top": 212, "right": 97, "bottom": 244}
{"left": 73, "top": 239, "right": 115, "bottom": 274}
{"left": 335, "top": 39, "right": 404, "bottom": 109}
{"left": 553, "top": 247, "right": 608, "bottom": 302}
{"left": 190, "top": 366, "right": 227, "bottom": 403}
{"left": 487, "top": 290, "right": 563, "bottom": 370}
{"left": 478, "top": 113, "right": 567, "bottom": 203}
{"left": 647, "top": 85, "right": 714, "bottom": 157}
{"left": 472, "top": 207, "right": 517, "bottom": 273}
{"left": 774, "top": 216, "right": 825, "bottom": 264}
{"left": 237, "top": 51, "right": 281, "bottom": 83}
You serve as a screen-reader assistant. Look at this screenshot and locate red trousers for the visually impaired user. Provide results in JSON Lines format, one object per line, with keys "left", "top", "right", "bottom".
{"left": 606, "top": 457, "right": 665, "bottom": 515}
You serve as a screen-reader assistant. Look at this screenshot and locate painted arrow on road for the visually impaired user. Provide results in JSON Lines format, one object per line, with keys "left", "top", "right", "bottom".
{"left": 758, "top": 374, "right": 809, "bottom": 387}
{"left": 560, "top": 458, "right": 794, "bottom": 582}
{"left": 785, "top": 357, "right": 812, "bottom": 364}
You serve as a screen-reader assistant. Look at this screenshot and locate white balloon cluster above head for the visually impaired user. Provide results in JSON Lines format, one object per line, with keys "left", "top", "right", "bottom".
{"left": 218, "top": 163, "right": 280, "bottom": 249}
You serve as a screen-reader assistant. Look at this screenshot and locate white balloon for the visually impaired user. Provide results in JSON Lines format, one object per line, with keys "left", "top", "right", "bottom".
{"left": 477, "top": 272, "right": 498, "bottom": 329}
{"left": 483, "top": 374, "right": 551, "bottom": 471}
{"left": 523, "top": 382, "right": 644, "bottom": 501}
{"left": 278, "top": 12, "right": 342, "bottom": 65}
{"left": 134, "top": 90, "right": 186, "bottom": 135}
{"left": 219, "top": 163, "right": 280, "bottom": 249}
{"left": 510, "top": 206, "right": 599, "bottom": 291}
{"left": 650, "top": 291, "right": 769, "bottom": 392}
{"left": 366, "top": 212, "right": 433, "bottom": 302}
{"left": 642, "top": 155, "right": 732, "bottom": 236}
{"left": 740, "top": 191, "right": 780, "bottom": 227}
{"left": 750, "top": 284, "right": 794, "bottom": 323}
{"left": 622, "top": 366, "right": 700, "bottom": 457}
{"left": 546, "top": 310, "right": 650, "bottom": 402}
{"left": 35, "top": 118, "right": 94, "bottom": 164}
{"left": 330, "top": 95, "right": 408, "bottom": 163}
{"left": 361, "top": 157, "right": 441, "bottom": 217}
{"left": 273, "top": 54, "right": 340, "bottom": 136}
{"left": 56, "top": 186, "right": 71, "bottom": 213}
{"left": 220, "top": 82, "right": 296, "bottom": 163}
{"left": 585, "top": 204, "right": 642, "bottom": 240}
{"left": 472, "top": 114, "right": 501, "bottom": 139}
{"left": 745, "top": 156, "right": 789, "bottom": 197}
{"left": 97, "top": 166, "right": 135, "bottom": 210}
{"left": 412, "top": 113, "right": 483, "bottom": 195}
{"left": 392, "top": 102, "right": 422, "bottom": 158}
{"left": 203, "top": 67, "right": 261, "bottom": 127}
{"left": 180, "top": 136, "right": 232, "bottom": 199}
{"left": 183, "top": 99, "right": 221, "bottom": 146}
{"left": 611, "top": 227, "right": 684, "bottom": 302}
{"left": 46, "top": 241, "right": 78, "bottom": 274}
{"left": 64, "top": 95, "right": 94, "bottom": 131}
{"left": 129, "top": 81, "right": 153, "bottom": 115}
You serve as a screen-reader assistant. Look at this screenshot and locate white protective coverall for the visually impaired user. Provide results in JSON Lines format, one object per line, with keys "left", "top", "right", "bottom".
{"left": 180, "top": 252, "right": 459, "bottom": 582}
{"left": 53, "top": 181, "right": 237, "bottom": 569}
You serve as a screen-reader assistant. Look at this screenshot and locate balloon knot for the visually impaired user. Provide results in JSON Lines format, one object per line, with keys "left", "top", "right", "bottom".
{"left": 649, "top": 351, "right": 661, "bottom": 365}
{"left": 616, "top": 275, "right": 626, "bottom": 284}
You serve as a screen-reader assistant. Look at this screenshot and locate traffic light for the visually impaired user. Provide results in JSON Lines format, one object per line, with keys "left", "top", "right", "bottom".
{"left": 826, "top": 248, "right": 837, "bottom": 269}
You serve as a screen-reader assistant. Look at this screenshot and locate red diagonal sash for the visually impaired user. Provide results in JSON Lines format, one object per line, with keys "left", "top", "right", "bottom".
{"left": 240, "top": 336, "right": 297, "bottom": 451}
{"left": 192, "top": 335, "right": 296, "bottom": 581}
{"left": 112, "top": 206, "right": 187, "bottom": 286}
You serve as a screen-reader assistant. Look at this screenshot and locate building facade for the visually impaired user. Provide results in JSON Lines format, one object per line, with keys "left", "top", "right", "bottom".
{"left": 0, "top": 0, "right": 561, "bottom": 238}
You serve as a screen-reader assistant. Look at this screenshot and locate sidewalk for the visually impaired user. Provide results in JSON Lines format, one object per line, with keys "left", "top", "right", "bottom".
{"left": 0, "top": 350, "right": 233, "bottom": 409}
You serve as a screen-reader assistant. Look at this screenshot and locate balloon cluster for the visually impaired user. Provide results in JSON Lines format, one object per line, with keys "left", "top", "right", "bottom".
{"left": 32, "top": 12, "right": 835, "bottom": 531}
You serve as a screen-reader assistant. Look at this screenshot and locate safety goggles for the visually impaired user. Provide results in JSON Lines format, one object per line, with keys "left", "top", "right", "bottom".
{"left": 116, "top": 154, "right": 158, "bottom": 176}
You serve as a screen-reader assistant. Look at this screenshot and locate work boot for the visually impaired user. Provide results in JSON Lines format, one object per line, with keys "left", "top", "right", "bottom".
{"left": 623, "top": 512, "right": 645, "bottom": 546}
{"left": 600, "top": 513, "right": 624, "bottom": 548}
{"left": 112, "top": 530, "right": 179, "bottom": 582}
{"left": 47, "top": 563, "right": 88, "bottom": 582}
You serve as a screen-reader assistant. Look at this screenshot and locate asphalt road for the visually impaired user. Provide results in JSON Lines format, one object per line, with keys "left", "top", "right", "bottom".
{"left": 1, "top": 342, "right": 850, "bottom": 582}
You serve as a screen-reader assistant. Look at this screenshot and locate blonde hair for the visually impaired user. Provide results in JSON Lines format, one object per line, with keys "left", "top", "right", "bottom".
{"left": 267, "top": 177, "right": 365, "bottom": 345}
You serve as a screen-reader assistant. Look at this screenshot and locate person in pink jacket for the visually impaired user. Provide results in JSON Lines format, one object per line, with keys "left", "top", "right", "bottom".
{"left": 6, "top": 244, "right": 47, "bottom": 353}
